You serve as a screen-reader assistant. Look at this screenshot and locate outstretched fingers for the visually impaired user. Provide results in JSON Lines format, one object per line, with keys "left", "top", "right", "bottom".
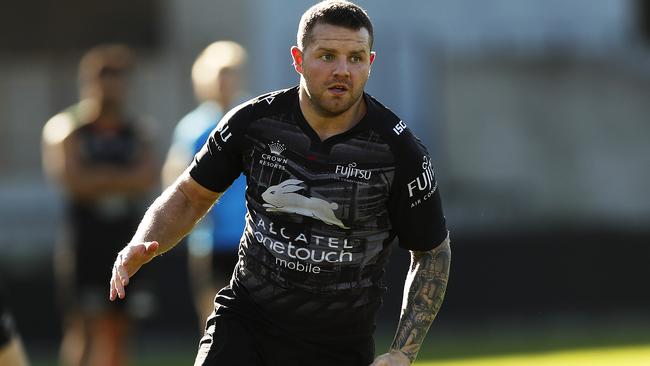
{"left": 117, "top": 259, "right": 130, "bottom": 287}
{"left": 109, "top": 276, "right": 117, "bottom": 301}
{"left": 110, "top": 263, "right": 125, "bottom": 301}
{"left": 144, "top": 241, "right": 159, "bottom": 260}
{"left": 108, "top": 242, "right": 159, "bottom": 301}
{"left": 109, "top": 251, "right": 131, "bottom": 301}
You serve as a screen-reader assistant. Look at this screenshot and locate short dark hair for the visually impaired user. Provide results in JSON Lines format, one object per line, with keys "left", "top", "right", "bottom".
{"left": 297, "top": 0, "right": 374, "bottom": 50}
{"left": 79, "top": 44, "right": 134, "bottom": 85}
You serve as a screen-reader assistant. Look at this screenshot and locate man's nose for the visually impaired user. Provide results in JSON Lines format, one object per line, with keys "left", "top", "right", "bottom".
{"left": 332, "top": 59, "right": 350, "bottom": 77}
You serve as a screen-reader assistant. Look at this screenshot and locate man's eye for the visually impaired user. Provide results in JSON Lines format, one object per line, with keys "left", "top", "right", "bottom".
{"left": 350, "top": 56, "right": 362, "bottom": 63}
{"left": 320, "top": 54, "right": 333, "bottom": 61}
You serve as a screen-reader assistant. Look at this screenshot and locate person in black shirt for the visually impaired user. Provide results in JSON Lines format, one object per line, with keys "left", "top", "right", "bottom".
{"left": 43, "top": 44, "right": 158, "bottom": 366}
{"left": 110, "top": 1, "right": 451, "bottom": 365}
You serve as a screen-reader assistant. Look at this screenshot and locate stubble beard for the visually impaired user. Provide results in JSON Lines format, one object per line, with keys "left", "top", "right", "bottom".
{"left": 304, "top": 83, "right": 363, "bottom": 118}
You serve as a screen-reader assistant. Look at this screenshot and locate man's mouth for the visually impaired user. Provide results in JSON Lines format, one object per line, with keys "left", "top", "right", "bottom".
{"left": 327, "top": 84, "right": 349, "bottom": 94}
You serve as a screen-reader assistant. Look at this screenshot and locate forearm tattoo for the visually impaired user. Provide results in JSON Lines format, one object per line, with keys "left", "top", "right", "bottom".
{"left": 390, "top": 238, "right": 451, "bottom": 363}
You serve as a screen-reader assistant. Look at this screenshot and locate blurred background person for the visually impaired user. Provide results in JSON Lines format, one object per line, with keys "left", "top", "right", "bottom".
{"left": 162, "top": 40, "right": 249, "bottom": 329}
{"left": 41, "top": 44, "right": 158, "bottom": 366}
{"left": 0, "top": 281, "right": 29, "bottom": 366}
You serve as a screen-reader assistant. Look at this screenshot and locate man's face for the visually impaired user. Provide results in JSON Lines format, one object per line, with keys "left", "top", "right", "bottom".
{"left": 292, "top": 23, "right": 375, "bottom": 117}
{"left": 86, "top": 65, "right": 129, "bottom": 106}
{"left": 216, "top": 67, "right": 244, "bottom": 106}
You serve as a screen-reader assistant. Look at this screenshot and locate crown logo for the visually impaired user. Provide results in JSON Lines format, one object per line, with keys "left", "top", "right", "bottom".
{"left": 268, "top": 141, "right": 286, "bottom": 155}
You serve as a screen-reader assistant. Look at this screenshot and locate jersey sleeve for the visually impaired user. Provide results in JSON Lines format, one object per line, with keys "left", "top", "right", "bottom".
{"left": 389, "top": 132, "right": 448, "bottom": 251}
{"left": 189, "top": 105, "right": 248, "bottom": 193}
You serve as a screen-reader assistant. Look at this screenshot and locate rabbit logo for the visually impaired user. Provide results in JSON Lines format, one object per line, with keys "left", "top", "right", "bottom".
{"left": 262, "top": 179, "right": 350, "bottom": 229}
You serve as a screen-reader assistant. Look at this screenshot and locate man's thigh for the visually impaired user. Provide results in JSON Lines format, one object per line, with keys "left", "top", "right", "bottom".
{"left": 194, "top": 313, "right": 264, "bottom": 366}
{"left": 262, "top": 334, "right": 375, "bottom": 366}
{"left": 194, "top": 311, "right": 375, "bottom": 366}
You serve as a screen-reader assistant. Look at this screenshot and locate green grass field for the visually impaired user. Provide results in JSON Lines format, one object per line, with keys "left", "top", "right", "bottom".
{"left": 31, "top": 344, "right": 650, "bottom": 366}
{"left": 400, "top": 321, "right": 650, "bottom": 366}
{"left": 416, "top": 344, "right": 650, "bottom": 365}
{"left": 30, "top": 321, "right": 650, "bottom": 366}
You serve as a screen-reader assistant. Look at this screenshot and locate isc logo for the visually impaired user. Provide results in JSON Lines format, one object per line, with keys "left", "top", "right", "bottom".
{"left": 217, "top": 123, "right": 232, "bottom": 142}
{"left": 392, "top": 120, "right": 407, "bottom": 135}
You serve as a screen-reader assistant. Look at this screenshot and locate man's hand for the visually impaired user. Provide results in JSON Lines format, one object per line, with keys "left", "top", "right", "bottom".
{"left": 370, "top": 350, "right": 411, "bottom": 366}
{"left": 109, "top": 241, "right": 159, "bottom": 301}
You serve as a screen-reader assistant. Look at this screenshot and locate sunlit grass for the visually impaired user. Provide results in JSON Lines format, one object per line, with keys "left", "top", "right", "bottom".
{"left": 32, "top": 343, "right": 650, "bottom": 366}
{"left": 416, "top": 344, "right": 650, "bottom": 366}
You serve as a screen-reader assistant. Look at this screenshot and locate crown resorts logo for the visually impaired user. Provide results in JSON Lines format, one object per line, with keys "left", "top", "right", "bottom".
{"left": 268, "top": 141, "right": 286, "bottom": 155}
{"left": 260, "top": 140, "right": 288, "bottom": 170}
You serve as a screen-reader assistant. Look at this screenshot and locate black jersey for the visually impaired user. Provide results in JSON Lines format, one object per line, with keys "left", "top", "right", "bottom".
{"left": 59, "top": 108, "right": 149, "bottom": 312}
{"left": 69, "top": 115, "right": 145, "bottom": 216}
{"left": 190, "top": 86, "right": 447, "bottom": 338}
{"left": 76, "top": 122, "right": 139, "bottom": 167}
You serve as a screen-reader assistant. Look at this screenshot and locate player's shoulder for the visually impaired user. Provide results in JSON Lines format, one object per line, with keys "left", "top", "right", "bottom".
{"left": 42, "top": 102, "right": 90, "bottom": 145}
{"left": 224, "top": 87, "right": 298, "bottom": 126}
{"left": 365, "top": 93, "right": 426, "bottom": 156}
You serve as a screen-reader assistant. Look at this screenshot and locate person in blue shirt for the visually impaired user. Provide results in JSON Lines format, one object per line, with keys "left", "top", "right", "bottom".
{"left": 162, "top": 41, "right": 249, "bottom": 327}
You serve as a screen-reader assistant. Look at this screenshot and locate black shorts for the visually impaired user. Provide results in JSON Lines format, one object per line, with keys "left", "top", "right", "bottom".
{"left": 194, "top": 311, "right": 375, "bottom": 366}
{"left": 57, "top": 204, "right": 141, "bottom": 314}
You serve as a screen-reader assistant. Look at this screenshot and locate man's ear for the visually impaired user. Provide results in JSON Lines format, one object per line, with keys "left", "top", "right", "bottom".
{"left": 291, "top": 46, "right": 303, "bottom": 74}
{"left": 367, "top": 51, "right": 376, "bottom": 77}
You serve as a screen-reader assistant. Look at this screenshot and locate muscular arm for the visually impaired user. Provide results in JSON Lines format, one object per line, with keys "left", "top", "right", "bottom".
{"left": 130, "top": 170, "right": 222, "bottom": 255}
{"left": 110, "top": 170, "right": 222, "bottom": 300}
{"left": 390, "top": 235, "right": 451, "bottom": 363}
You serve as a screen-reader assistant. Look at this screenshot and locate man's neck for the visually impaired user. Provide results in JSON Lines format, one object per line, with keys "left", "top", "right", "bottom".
{"left": 298, "top": 87, "right": 366, "bottom": 141}
{"left": 79, "top": 98, "right": 124, "bottom": 127}
{"left": 213, "top": 96, "right": 231, "bottom": 113}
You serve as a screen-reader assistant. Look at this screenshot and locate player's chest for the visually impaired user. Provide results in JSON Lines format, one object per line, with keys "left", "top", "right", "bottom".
{"left": 241, "top": 124, "right": 395, "bottom": 227}
{"left": 78, "top": 129, "right": 137, "bottom": 165}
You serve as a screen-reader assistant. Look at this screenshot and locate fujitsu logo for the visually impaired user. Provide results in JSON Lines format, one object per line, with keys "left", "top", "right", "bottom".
{"left": 268, "top": 141, "right": 286, "bottom": 155}
{"left": 407, "top": 156, "right": 437, "bottom": 198}
{"left": 335, "top": 162, "right": 372, "bottom": 180}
